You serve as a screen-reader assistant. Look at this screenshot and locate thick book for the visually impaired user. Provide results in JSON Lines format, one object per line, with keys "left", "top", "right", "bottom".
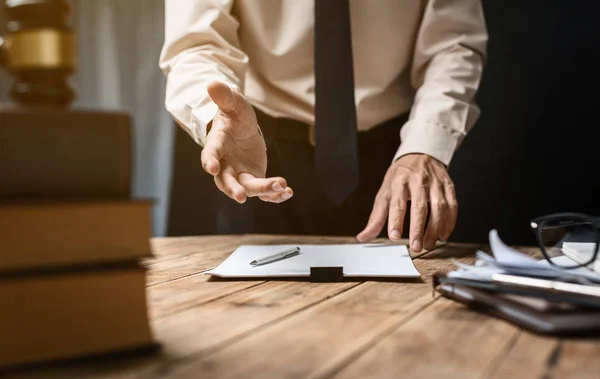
{"left": 0, "top": 265, "right": 155, "bottom": 369}
{"left": 0, "top": 104, "right": 132, "bottom": 199}
{"left": 0, "top": 199, "right": 153, "bottom": 272}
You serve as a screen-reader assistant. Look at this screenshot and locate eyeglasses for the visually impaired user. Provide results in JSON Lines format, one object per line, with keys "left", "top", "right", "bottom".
{"left": 530, "top": 213, "right": 600, "bottom": 269}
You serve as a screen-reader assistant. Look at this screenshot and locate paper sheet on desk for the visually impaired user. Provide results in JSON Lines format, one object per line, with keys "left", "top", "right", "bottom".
{"left": 205, "top": 244, "right": 421, "bottom": 279}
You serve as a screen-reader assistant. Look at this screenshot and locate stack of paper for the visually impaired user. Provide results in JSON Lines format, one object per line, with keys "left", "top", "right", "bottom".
{"left": 205, "top": 244, "right": 421, "bottom": 279}
{"left": 434, "top": 230, "right": 600, "bottom": 334}
{"left": 447, "top": 230, "right": 600, "bottom": 284}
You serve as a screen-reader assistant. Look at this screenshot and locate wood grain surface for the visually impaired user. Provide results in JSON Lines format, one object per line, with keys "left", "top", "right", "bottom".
{"left": 4, "top": 236, "right": 599, "bottom": 379}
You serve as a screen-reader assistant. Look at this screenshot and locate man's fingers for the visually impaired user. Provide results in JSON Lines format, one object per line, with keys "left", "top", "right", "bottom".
{"left": 442, "top": 181, "right": 458, "bottom": 241}
{"left": 259, "top": 188, "right": 294, "bottom": 203}
{"left": 408, "top": 180, "right": 429, "bottom": 252}
{"left": 357, "top": 193, "right": 389, "bottom": 242}
{"left": 423, "top": 183, "right": 447, "bottom": 251}
{"left": 238, "top": 173, "right": 287, "bottom": 197}
{"left": 207, "top": 81, "right": 240, "bottom": 115}
{"left": 201, "top": 131, "right": 225, "bottom": 176}
{"left": 387, "top": 181, "right": 408, "bottom": 241}
{"left": 214, "top": 169, "right": 247, "bottom": 204}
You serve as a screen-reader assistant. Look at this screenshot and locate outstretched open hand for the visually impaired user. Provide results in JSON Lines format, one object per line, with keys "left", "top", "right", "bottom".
{"left": 201, "top": 81, "right": 293, "bottom": 204}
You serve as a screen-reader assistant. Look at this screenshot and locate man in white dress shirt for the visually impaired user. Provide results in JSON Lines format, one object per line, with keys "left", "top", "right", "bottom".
{"left": 159, "top": 0, "right": 488, "bottom": 252}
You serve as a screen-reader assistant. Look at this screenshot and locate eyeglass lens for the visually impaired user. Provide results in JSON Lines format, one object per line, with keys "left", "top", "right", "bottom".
{"left": 539, "top": 217, "right": 598, "bottom": 268}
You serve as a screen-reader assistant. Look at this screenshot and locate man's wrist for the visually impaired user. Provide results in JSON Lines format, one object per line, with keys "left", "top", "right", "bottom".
{"left": 394, "top": 119, "right": 463, "bottom": 166}
{"left": 394, "top": 153, "right": 448, "bottom": 169}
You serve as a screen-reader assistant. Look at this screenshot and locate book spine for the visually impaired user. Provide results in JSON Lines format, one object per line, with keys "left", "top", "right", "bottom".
{"left": 0, "top": 109, "right": 132, "bottom": 199}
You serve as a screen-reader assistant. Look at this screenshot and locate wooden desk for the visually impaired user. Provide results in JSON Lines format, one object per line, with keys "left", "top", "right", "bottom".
{"left": 7, "top": 235, "right": 600, "bottom": 378}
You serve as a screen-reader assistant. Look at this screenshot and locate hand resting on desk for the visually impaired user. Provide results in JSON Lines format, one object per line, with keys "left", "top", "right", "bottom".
{"left": 357, "top": 154, "right": 458, "bottom": 252}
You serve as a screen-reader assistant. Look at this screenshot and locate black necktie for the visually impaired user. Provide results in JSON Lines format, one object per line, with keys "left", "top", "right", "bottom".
{"left": 314, "top": 0, "right": 360, "bottom": 205}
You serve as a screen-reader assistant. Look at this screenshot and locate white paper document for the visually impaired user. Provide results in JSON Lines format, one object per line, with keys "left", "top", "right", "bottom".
{"left": 205, "top": 244, "right": 421, "bottom": 279}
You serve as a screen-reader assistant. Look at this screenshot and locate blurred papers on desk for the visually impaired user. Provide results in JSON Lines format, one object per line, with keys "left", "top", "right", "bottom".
{"left": 434, "top": 230, "right": 600, "bottom": 335}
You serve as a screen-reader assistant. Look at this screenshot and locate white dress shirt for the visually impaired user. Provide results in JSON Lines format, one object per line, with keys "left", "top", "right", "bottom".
{"left": 159, "top": 0, "right": 488, "bottom": 165}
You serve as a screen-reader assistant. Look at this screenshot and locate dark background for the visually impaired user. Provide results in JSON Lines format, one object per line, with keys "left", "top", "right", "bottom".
{"left": 168, "top": 0, "right": 600, "bottom": 245}
{"left": 450, "top": 0, "right": 600, "bottom": 245}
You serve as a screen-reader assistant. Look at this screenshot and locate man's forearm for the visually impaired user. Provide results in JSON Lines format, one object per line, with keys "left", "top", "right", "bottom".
{"left": 159, "top": 0, "right": 248, "bottom": 147}
{"left": 395, "top": 0, "right": 488, "bottom": 166}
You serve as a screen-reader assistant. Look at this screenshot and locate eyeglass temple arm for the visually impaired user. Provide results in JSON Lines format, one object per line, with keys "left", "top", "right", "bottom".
{"left": 535, "top": 219, "right": 600, "bottom": 229}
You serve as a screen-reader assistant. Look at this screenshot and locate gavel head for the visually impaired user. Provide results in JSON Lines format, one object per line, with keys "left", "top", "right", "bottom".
{"left": 0, "top": 0, "right": 76, "bottom": 107}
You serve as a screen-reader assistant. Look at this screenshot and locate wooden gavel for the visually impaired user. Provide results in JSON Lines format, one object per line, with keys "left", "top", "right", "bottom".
{"left": 0, "top": 0, "right": 76, "bottom": 107}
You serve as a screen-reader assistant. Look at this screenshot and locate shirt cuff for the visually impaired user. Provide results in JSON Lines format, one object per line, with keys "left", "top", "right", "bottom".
{"left": 190, "top": 99, "right": 220, "bottom": 147}
{"left": 393, "top": 119, "right": 465, "bottom": 166}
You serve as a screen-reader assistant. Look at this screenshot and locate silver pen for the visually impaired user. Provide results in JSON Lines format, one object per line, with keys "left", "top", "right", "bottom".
{"left": 250, "top": 246, "right": 301, "bottom": 266}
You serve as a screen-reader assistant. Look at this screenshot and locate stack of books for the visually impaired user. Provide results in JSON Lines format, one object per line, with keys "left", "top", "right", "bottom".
{"left": 0, "top": 106, "right": 155, "bottom": 369}
{"left": 434, "top": 229, "right": 600, "bottom": 335}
